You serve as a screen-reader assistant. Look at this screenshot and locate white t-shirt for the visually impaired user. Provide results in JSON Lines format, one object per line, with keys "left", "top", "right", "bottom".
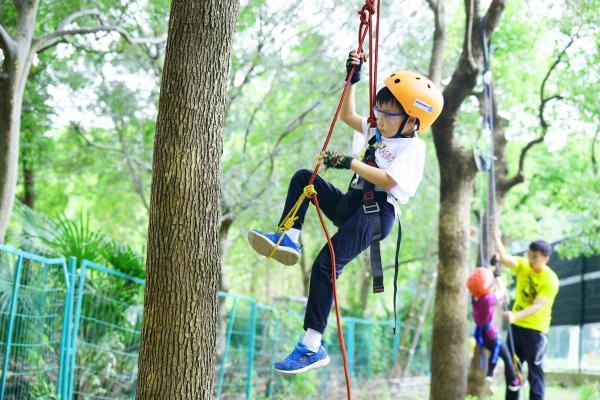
{"left": 351, "top": 117, "right": 426, "bottom": 216}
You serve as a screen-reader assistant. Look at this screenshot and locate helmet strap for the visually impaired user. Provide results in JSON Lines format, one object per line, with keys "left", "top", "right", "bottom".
{"left": 394, "top": 115, "right": 416, "bottom": 138}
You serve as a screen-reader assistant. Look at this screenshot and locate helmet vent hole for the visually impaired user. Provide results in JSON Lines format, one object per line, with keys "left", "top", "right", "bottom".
{"left": 428, "top": 84, "right": 431, "bottom": 88}
{"left": 416, "top": 77, "right": 421, "bottom": 80}
{"left": 390, "top": 73, "right": 396, "bottom": 77}
{"left": 394, "top": 79, "right": 401, "bottom": 84}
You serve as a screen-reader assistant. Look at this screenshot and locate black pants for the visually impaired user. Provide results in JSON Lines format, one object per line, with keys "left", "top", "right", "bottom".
{"left": 505, "top": 325, "right": 549, "bottom": 400}
{"left": 279, "top": 169, "right": 395, "bottom": 334}
{"left": 482, "top": 338, "right": 518, "bottom": 382}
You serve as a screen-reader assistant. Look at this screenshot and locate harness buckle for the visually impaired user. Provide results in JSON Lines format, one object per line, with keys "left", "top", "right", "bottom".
{"left": 363, "top": 202, "right": 380, "bottom": 214}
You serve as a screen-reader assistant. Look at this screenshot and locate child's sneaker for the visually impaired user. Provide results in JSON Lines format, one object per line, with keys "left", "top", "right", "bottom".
{"left": 508, "top": 377, "right": 520, "bottom": 391}
{"left": 273, "top": 340, "right": 330, "bottom": 374}
{"left": 247, "top": 229, "right": 300, "bottom": 266}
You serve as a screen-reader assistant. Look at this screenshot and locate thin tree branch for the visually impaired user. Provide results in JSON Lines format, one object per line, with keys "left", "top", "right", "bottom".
{"left": 483, "top": 0, "right": 507, "bottom": 38}
{"left": 72, "top": 124, "right": 122, "bottom": 152}
{"left": 425, "top": 0, "right": 438, "bottom": 10}
{"left": 464, "top": 0, "right": 477, "bottom": 70}
{"left": 0, "top": 22, "right": 16, "bottom": 55}
{"left": 117, "top": 130, "right": 149, "bottom": 211}
{"left": 539, "top": 35, "right": 577, "bottom": 130}
{"left": 243, "top": 81, "right": 276, "bottom": 154}
{"left": 592, "top": 127, "right": 599, "bottom": 176}
{"left": 509, "top": 36, "right": 577, "bottom": 183}
{"left": 32, "top": 9, "right": 166, "bottom": 54}
{"left": 427, "top": 0, "right": 445, "bottom": 85}
{"left": 72, "top": 124, "right": 152, "bottom": 170}
{"left": 55, "top": 9, "right": 106, "bottom": 31}
{"left": 232, "top": 83, "right": 338, "bottom": 214}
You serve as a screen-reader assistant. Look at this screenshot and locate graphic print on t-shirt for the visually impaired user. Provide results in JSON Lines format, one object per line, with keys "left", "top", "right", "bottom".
{"left": 516, "top": 275, "right": 537, "bottom": 311}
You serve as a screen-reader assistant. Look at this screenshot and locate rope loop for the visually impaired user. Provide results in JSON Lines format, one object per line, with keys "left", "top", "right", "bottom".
{"left": 358, "top": 0, "right": 375, "bottom": 25}
{"left": 303, "top": 184, "right": 317, "bottom": 199}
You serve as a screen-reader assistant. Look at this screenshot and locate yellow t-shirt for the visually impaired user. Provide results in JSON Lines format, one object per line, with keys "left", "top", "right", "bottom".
{"left": 511, "top": 256, "right": 559, "bottom": 333}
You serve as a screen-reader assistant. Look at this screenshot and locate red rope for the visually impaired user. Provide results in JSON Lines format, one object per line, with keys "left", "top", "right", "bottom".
{"left": 303, "top": 2, "right": 381, "bottom": 399}
{"left": 372, "top": 0, "right": 381, "bottom": 128}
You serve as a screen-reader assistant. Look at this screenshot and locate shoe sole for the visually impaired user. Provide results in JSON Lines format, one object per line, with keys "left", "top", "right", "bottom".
{"left": 273, "top": 356, "right": 330, "bottom": 375}
{"left": 247, "top": 230, "right": 299, "bottom": 266}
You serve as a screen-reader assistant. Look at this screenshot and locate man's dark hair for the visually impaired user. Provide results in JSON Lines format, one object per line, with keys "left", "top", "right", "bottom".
{"left": 529, "top": 240, "right": 552, "bottom": 257}
{"left": 376, "top": 86, "right": 403, "bottom": 111}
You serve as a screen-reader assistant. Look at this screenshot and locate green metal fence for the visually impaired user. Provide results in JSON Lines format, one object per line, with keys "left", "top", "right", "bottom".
{"left": 215, "top": 293, "right": 280, "bottom": 399}
{"left": 0, "top": 244, "right": 74, "bottom": 400}
{"left": 69, "top": 259, "right": 144, "bottom": 399}
{"left": 0, "top": 245, "right": 403, "bottom": 399}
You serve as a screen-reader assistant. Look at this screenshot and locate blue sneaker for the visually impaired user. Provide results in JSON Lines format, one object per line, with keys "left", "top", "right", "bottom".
{"left": 247, "top": 229, "right": 300, "bottom": 266}
{"left": 274, "top": 340, "right": 330, "bottom": 375}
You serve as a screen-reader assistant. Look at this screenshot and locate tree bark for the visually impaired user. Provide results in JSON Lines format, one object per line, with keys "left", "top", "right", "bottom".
{"left": 22, "top": 158, "right": 35, "bottom": 209}
{"left": 0, "top": 1, "right": 38, "bottom": 242}
{"left": 136, "top": 1, "right": 239, "bottom": 399}
{"left": 429, "top": 164, "right": 475, "bottom": 400}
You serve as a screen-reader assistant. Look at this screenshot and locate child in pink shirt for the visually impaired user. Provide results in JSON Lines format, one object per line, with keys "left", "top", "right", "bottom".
{"left": 468, "top": 267, "right": 520, "bottom": 394}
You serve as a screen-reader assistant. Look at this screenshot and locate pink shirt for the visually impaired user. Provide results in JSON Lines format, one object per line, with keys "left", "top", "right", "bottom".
{"left": 472, "top": 293, "right": 498, "bottom": 341}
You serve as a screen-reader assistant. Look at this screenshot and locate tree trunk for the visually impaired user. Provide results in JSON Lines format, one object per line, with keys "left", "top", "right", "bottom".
{"left": 427, "top": 2, "right": 506, "bottom": 398}
{"left": 0, "top": 72, "right": 21, "bottom": 241}
{"left": 136, "top": 1, "right": 239, "bottom": 399}
{"left": 21, "top": 158, "right": 35, "bottom": 209}
{"left": 429, "top": 161, "right": 475, "bottom": 400}
{"left": 0, "top": 1, "right": 38, "bottom": 242}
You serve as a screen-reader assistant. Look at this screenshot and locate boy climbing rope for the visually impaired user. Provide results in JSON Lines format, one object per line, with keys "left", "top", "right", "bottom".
{"left": 247, "top": 50, "right": 443, "bottom": 374}
{"left": 467, "top": 266, "right": 520, "bottom": 395}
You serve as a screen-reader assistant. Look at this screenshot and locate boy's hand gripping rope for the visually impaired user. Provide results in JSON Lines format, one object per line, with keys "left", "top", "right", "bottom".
{"left": 267, "top": 2, "right": 381, "bottom": 399}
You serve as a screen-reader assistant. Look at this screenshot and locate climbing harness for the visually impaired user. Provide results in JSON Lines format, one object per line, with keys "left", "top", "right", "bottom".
{"left": 474, "top": 320, "right": 502, "bottom": 368}
{"left": 331, "top": 134, "right": 403, "bottom": 332}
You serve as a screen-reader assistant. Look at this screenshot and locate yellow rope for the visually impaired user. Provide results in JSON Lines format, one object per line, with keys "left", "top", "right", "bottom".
{"left": 513, "top": 353, "right": 523, "bottom": 382}
{"left": 267, "top": 185, "right": 317, "bottom": 259}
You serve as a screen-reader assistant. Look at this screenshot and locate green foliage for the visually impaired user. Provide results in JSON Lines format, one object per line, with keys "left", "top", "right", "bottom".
{"left": 100, "top": 241, "right": 145, "bottom": 279}
{"left": 580, "top": 382, "right": 600, "bottom": 400}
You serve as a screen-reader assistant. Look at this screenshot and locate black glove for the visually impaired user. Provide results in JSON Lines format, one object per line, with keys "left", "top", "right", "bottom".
{"left": 323, "top": 150, "right": 353, "bottom": 169}
{"left": 490, "top": 254, "right": 500, "bottom": 277}
{"left": 490, "top": 254, "right": 498, "bottom": 267}
{"left": 345, "top": 52, "right": 363, "bottom": 85}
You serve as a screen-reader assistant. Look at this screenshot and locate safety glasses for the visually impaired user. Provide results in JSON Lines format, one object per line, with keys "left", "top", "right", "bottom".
{"left": 373, "top": 107, "right": 405, "bottom": 122}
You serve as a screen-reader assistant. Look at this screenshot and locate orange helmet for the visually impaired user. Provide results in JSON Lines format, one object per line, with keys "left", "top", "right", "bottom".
{"left": 383, "top": 71, "right": 444, "bottom": 132}
{"left": 467, "top": 267, "right": 494, "bottom": 297}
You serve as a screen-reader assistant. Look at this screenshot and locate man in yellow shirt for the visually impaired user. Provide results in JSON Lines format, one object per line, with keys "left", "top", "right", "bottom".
{"left": 492, "top": 228, "right": 559, "bottom": 400}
